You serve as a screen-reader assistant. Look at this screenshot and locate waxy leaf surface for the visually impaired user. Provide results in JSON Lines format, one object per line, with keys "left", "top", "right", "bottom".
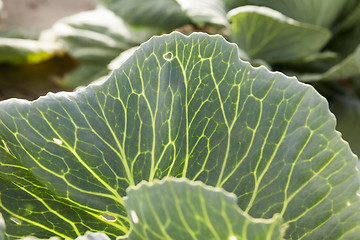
{"left": 0, "top": 32, "right": 359, "bottom": 239}
{"left": 0, "top": 141, "right": 125, "bottom": 239}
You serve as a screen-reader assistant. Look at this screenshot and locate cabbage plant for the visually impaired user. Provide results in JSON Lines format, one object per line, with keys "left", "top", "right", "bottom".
{"left": 98, "top": 0, "right": 360, "bottom": 156}
{"left": 19, "top": 0, "right": 358, "bottom": 156}
{"left": 0, "top": 32, "right": 359, "bottom": 240}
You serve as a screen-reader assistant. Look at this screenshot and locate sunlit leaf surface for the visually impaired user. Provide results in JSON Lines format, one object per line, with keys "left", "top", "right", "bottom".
{"left": 0, "top": 32, "right": 359, "bottom": 239}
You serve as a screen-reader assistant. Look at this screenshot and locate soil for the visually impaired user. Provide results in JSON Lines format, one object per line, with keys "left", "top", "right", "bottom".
{"left": 0, "top": 0, "right": 97, "bottom": 30}
{"left": 0, "top": 0, "right": 98, "bottom": 101}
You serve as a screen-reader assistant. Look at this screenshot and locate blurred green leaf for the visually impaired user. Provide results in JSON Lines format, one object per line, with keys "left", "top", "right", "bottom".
{"left": 40, "top": 7, "right": 155, "bottom": 88}
{"left": 177, "top": 0, "right": 229, "bottom": 27}
{"left": 228, "top": 6, "right": 331, "bottom": 63}
{"left": 328, "top": 25, "right": 360, "bottom": 58}
{"left": 334, "top": 1, "right": 360, "bottom": 32}
{"left": 300, "top": 45, "right": 360, "bottom": 82}
{"left": 0, "top": 38, "right": 62, "bottom": 65}
{"left": 100, "top": 0, "right": 230, "bottom": 29}
{"left": 0, "top": 28, "right": 39, "bottom": 40}
{"left": 99, "top": 0, "right": 190, "bottom": 30}
{"left": 248, "top": 0, "right": 349, "bottom": 28}
{"left": 295, "top": 51, "right": 339, "bottom": 64}
{"left": 222, "top": 0, "right": 248, "bottom": 11}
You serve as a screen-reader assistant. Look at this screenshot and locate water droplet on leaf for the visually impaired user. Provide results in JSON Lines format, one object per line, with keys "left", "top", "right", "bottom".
{"left": 10, "top": 217, "right": 21, "bottom": 225}
{"left": 130, "top": 210, "right": 139, "bottom": 224}
{"left": 53, "top": 138, "right": 63, "bottom": 145}
{"left": 100, "top": 214, "right": 117, "bottom": 222}
{"left": 2, "top": 140, "right": 10, "bottom": 152}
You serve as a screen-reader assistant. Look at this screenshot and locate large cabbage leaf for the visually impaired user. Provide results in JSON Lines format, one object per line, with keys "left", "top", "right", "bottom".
{"left": 0, "top": 32, "right": 359, "bottom": 239}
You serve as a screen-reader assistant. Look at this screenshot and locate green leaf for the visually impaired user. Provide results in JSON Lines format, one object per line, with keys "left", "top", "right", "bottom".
{"left": 98, "top": 0, "right": 190, "bottom": 30}
{"left": 0, "top": 32, "right": 359, "bottom": 239}
{"left": 40, "top": 7, "right": 155, "bottom": 88}
{"left": 0, "top": 140, "right": 126, "bottom": 239}
{"left": 222, "top": 0, "right": 248, "bottom": 11}
{"left": 300, "top": 44, "right": 360, "bottom": 82}
{"left": 176, "top": 0, "right": 229, "bottom": 27}
{"left": 100, "top": 0, "right": 229, "bottom": 29}
{"left": 228, "top": 6, "right": 331, "bottom": 63}
{"left": 295, "top": 51, "right": 339, "bottom": 64}
{"left": 0, "top": 28, "right": 39, "bottom": 40}
{"left": 121, "top": 178, "right": 284, "bottom": 240}
{"left": 248, "top": 0, "right": 349, "bottom": 28}
{"left": 328, "top": 25, "right": 360, "bottom": 59}
{"left": 334, "top": 1, "right": 360, "bottom": 32}
{"left": 0, "top": 38, "right": 62, "bottom": 65}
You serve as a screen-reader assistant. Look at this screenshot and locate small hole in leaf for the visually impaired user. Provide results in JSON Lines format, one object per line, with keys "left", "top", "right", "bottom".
{"left": 163, "top": 52, "right": 173, "bottom": 61}
{"left": 229, "top": 236, "right": 237, "bottom": 240}
{"left": 53, "top": 138, "right": 63, "bottom": 145}
{"left": 130, "top": 210, "right": 139, "bottom": 224}
{"left": 10, "top": 217, "right": 22, "bottom": 225}
{"left": 100, "top": 214, "right": 117, "bottom": 222}
{"left": 347, "top": 201, "right": 351, "bottom": 206}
